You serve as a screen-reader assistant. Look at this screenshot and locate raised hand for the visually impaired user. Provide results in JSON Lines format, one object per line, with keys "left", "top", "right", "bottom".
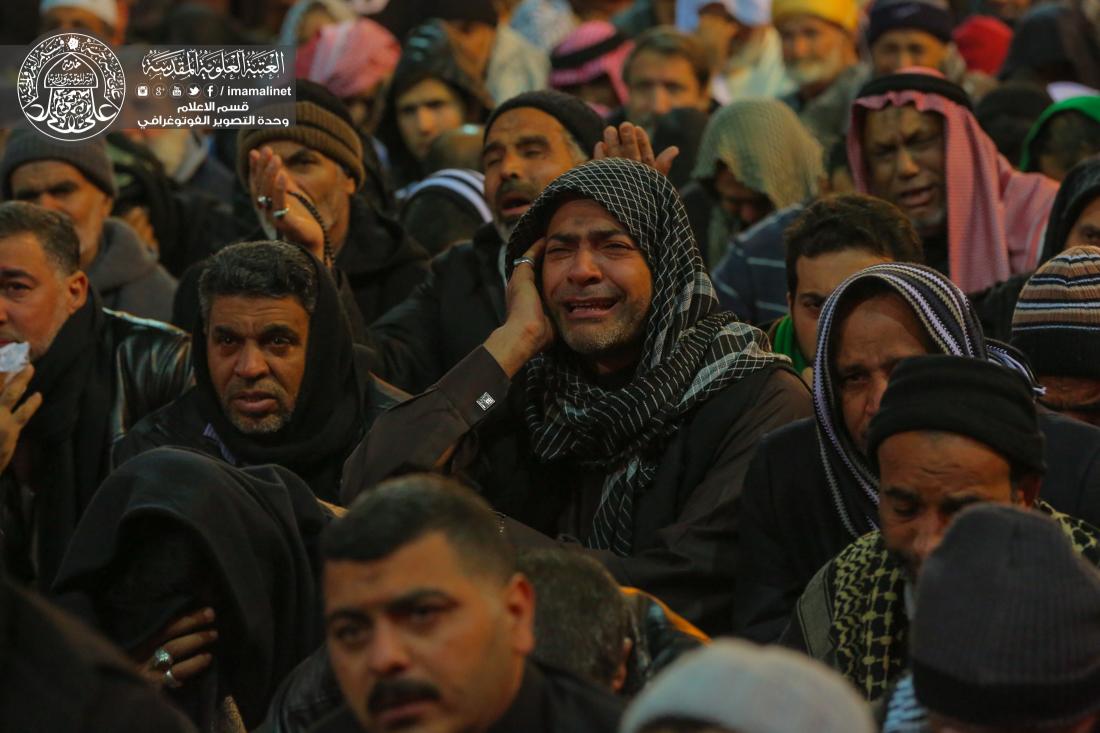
{"left": 593, "top": 122, "right": 679, "bottom": 177}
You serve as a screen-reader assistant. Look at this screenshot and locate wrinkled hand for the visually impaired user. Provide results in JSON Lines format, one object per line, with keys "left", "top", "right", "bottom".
{"left": 594, "top": 122, "right": 679, "bottom": 178}
{"left": 0, "top": 366, "right": 41, "bottom": 475}
{"left": 248, "top": 146, "right": 325, "bottom": 261}
{"left": 136, "top": 607, "right": 218, "bottom": 689}
{"left": 485, "top": 238, "right": 554, "bottom": 377}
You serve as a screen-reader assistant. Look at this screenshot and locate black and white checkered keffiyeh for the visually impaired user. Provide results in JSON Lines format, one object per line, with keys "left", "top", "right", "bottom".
{"left": 507, "top": 158, "right": 787, "bottom": 556}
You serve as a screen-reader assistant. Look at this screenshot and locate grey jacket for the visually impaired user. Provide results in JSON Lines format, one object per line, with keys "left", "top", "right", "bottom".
{"left": 87, "top": 218, "right": 177, "bottom": 323}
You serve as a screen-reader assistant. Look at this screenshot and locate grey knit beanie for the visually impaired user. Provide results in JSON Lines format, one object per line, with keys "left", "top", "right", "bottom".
{"left": 0, "top": 128, "right": 117, "bottom": 199}
{"left": 912, "top": 503, "right": 1100, "bottom": 727}
{"left": 620, "top": 639, "right": 875, "bottom": 733}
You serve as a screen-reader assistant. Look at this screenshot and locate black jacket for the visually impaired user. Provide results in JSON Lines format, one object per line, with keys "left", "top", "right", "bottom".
{"left": 113, "top": 347, "right": 405, "bottom": 503}
{"left": 0, "top": 577, "right": 196, "bottom": 733}
{"left": 1, "top": 309, "right": 192, "bottom": 583}
{"left": 366, "top": 223, "right": 506, "bottom": 393}
{"left": 307, "top": 661, "right": 621, "bottom": 733}
{"left": 345, "top": 348, "right": 812, "bottom": 635}
{"left": 733, "top": 410, "right": 1100, "bottom": 642}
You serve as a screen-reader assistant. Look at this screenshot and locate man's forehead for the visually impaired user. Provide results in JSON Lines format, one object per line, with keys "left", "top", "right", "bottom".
{"left": 208, "top": 294, "right": 310, "bottom": 326}
{"left": 865, "top": 103, "right": 942, "bottom": 135}
{"left": 547, "top": 197, "right": 629, "bottom": 232}
{"left": 260, "top": 138, "right": 326, "bottom": 160}
{"left": 10, "top": 159, "right": 89, "bottom": 188}
{"left": 323, "top": 534, "right": 475, "bottom": 604}
{"left": 0, "top": 232, "right": 50, "bottom": 268}
{"left": 832, "top": 288, "right": 930, "bottom": 358}
{"left": 485, "top": 107, "right": 568, "bottom": 147}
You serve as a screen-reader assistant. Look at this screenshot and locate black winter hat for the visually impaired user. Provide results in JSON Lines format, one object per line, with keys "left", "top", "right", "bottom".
{"left": 912, "top": 503, "right": 1100, "bottom": 726}
{"left": 485, "top": 90, "right": 606, "bottom": 160}
{"left": 867, "top": 354, "right": 1045, "bottom": 474}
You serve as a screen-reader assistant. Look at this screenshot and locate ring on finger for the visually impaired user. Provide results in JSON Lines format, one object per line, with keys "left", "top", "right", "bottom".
{"left": 256, "top": 195, "right": 272, "bottom": 209}
{"left": 512, "top": 256, "right": 536, "bottom": 268}
{"left": 272, "top": 207, "right": 290, "bottom": 219}
{"left": 164, "top": 668, "right": 183, "bottom": 689}
{"left": 152, "top": 646, "right": 174, "bottom": 672}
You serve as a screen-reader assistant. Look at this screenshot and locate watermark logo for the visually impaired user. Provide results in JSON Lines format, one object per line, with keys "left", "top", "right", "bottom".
{"left": 17, "top": 33, "right": 125, "bottom": 141}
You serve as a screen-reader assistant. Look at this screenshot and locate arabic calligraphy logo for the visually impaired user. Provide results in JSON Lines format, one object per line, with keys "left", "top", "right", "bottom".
{"left": 17, "top": 33, "right": 126, "bottom": 141}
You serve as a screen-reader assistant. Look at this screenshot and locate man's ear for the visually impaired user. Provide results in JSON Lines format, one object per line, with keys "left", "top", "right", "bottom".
{"left": 610, "top": 637, "right": 633, "bottom": 694}
{"left": 342, "top": 169, "right": 356, "bottom": 196}
{"left": 503, "top": 573, "right": 536, "bottom": 656}
{"left": 65, "top": 271, "right": 89, "bottom": 314}
{"left": 1014, "top": 472, "right": 1043, "bottom": 508}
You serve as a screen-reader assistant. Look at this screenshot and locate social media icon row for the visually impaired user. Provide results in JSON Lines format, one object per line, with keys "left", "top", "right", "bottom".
{"left": 136, "top": 84, "right": 217, "bottom": 98}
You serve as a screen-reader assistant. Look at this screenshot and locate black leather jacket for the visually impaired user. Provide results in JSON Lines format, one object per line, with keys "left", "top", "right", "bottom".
{"left": 104, "top": 308, "right": 193, "bottom": 446}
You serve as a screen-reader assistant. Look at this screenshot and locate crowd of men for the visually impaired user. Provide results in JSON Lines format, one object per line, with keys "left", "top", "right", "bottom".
{"left": 2, "top": 0, "right": 1100, "bottom": 731}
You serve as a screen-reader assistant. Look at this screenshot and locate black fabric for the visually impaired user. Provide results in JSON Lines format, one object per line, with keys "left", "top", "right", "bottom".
{"left": 653, "top": 107, "right": 710, "bottom": 192}
{"left": 485, "top": 90, "right": 607, "bottom": 158}
{"left": 856, "top": 72, "right": 973, "bottom": 110}
{"left": 52, "top": 447, "right": 326, "bottom": 731}
{"left": 999, "top": 3, "right": 1073, "bottom": 81}
{"left": 911, "top": 504, "right": 1100, "bottom": 725}
{"left": 19, "top": 291, "right": 111, "bottom": 589}
{"left": 189, "top": 253, "right": 365, "bottom": 500}
{"left": 428, "top": 0, "right": 497, "bottom": 24}
{"left": 335, "top": 194, "right": 431, "bottom": 325}
{"left": 0, "top": 576, "right": 197, "bottom": 733}
{"left": 366, "top": 222, "right": 506, "bottom": 393}
{"left": 733, "top": 410, "right": 1100, "bottom": 642}
{"left": 309, "top": 660, "right": 621, "bottom": 733}
{"left": 866, "top": 1, "right": 953, "bottom": 46}
{"left": 1042, "top": 155, "right": 1100, "bottom": 261}
{"left": 867, "top": 354, "right": 1045, "bottom": 474}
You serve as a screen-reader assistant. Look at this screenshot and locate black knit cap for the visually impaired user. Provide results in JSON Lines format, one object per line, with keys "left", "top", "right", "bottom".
{"left": 857, "top": 71, "right": 973, "bottom": 111}
{"left": 866, "top": 0, "right": 954, "bottom": 47}
{"left": 867, "top": 354, "right": 1045, "bottom": 474}
{"left": 912, "top": 503, "right": 1100, "bottom": 726}
{"left": 484, "top": 90, "right": 606, "bottom": 159}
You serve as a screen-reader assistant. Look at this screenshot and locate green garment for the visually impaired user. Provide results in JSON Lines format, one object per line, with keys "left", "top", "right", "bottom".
{"left": 771, "top": 315, "right": 809, "bottom": 374}
{"left": 1020, "top": 96, "right": 1100, "bottom": 172}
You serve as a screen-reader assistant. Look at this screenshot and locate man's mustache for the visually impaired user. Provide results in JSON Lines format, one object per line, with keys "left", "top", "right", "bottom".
{"left": 368, "top": 677, "right": 442, "bottom": 715}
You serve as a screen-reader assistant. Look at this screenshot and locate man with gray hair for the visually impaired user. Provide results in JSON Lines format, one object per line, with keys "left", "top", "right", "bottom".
{"left": 115, "top": 240, "right": 405, "bottom": 505}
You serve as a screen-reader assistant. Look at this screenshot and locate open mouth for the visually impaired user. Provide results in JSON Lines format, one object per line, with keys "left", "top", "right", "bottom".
{"left": 498, "top": 192, "right": 533, "bottom": 220}
{"left": 374, "top": 698, "right": 437, "bottom": 729}
{"left": 897, "top": 185, "right": 936, "bottom": 209}
{"left": 564, "top": 297, "right": 618, "bottom": 319}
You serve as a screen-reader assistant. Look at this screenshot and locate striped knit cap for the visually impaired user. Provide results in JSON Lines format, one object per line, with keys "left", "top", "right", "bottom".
{"left": 1012, "top": 246, "right": 1100, "bottom": 379}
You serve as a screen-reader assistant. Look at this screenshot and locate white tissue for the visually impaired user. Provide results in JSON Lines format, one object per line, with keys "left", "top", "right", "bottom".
{"left": 0, "top": 342, "right": 30, "bottom": 373}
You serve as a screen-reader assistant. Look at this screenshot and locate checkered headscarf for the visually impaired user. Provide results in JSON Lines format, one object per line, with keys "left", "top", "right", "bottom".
{"left": 507, "top": 158, "right": 787, "bottom": 555}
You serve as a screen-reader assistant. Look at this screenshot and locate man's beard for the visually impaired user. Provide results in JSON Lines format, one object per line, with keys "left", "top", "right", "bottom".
{"left": 220, "top": 378, "right": 294, "bottom": 435}
{"left": 786, "top": 46, "right": 847, "bottom": 87}
{"left": 909, "top": 206, "right": 947, "bottom": 238}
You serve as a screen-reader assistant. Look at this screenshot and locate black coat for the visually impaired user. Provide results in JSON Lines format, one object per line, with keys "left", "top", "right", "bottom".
{"left": 366, "top": 223, "right": 506, "bottom": 393}
{"left": 0, "top": 577, "right": 196, "bottom": 733}
{"left": 733, "top": 410, "right": 1100, "bottom": 642}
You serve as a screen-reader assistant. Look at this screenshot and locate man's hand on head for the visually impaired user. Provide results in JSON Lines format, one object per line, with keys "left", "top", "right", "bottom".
{"left": 0, "top": 366, "right": 41, "bottom": 474}
{"left": 594, "top": 122, "right": 679, "bottom": 178}
{"left": 248, "top": 146, "right": 327, "bottom": 263}
{"left": 485, "top": 238, "right": 555, "bottom": 378}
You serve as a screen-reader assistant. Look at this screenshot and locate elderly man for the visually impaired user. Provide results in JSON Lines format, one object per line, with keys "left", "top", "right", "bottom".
{"left": 318, "top": 473, "right": 623, "bottom": 733}
{"left": 1, "top": 131, "right": 177, "bottom": 322}
{"left": 689, "top": 98, "right": 821, "bottom": 274}
{"left": 0, "top": 202, "right": 190, "bottom": 588}
{"left": 733, "top": 263, "right": 1100, "bottom": 644}
{"left": 880, "top": 504, "right": 1100, "bottom": 731}
{"left": 774, "top": 0, "right": 865, "bottom": 149}
{"left": 677, "top": 0, "right": 795, "bottom": 104}
{"left": 115, "top": 240, "right": 405, "bottom": 504}
{"left": 348, "top": 158, "right": 811, "bottom": 635}
{"left": 782, "top": 355, "right": 1100, "bottom": 700}
{"left": 848, "top": 70, "right": 1059, "bottom": 294}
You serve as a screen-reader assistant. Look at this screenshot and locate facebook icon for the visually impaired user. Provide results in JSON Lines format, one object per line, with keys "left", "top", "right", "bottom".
{"left": 206, "top": 84, "right": 216, "bottom": 97}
